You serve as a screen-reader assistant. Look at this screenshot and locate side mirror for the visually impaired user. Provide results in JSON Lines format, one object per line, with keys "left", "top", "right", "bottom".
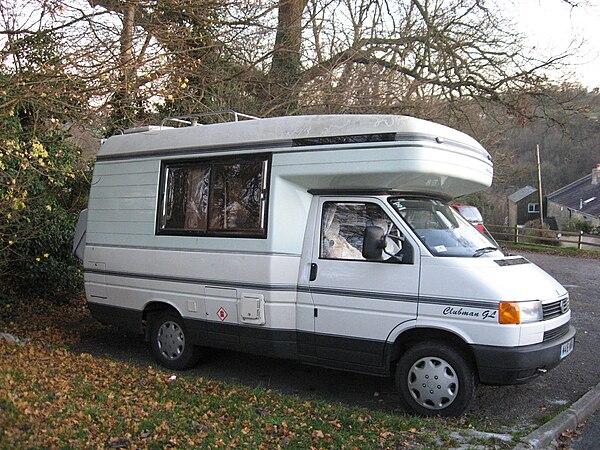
{"left": 362, "top": 226, "right": 386, "bottom": 260}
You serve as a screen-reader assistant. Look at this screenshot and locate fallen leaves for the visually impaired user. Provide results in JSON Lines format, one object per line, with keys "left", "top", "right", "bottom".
{"left": 108, "top": 437, "right": 130, "bottom": 448}
{"left": 312, "top": 429, "right": 325, "bottom": 439}
{"left": 0, "top": 298, "right": 456, "bottom": 449}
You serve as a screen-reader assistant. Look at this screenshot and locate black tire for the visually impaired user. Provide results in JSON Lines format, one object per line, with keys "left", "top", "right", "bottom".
{"left": 149, "top": 312, "right": 200, "bottom": 370}
{"left": 395, "top": 342, "right": 476, "bottom": 417}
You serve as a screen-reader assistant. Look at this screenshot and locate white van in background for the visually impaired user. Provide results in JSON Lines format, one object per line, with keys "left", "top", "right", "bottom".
{"left": 73, "top": 112, "right": 575, "bottom": 416}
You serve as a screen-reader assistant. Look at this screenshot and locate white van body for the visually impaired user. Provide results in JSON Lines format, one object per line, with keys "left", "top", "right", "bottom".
{"left": 75, "top": 114, "right": 575, "bottom": 416}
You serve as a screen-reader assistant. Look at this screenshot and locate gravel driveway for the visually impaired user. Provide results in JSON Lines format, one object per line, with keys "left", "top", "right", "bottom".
{"left": 72, "top": 250, "right": 600, "bottom": 431}
{"left": 471, "top": 251, "right": 599, "bottom": 431}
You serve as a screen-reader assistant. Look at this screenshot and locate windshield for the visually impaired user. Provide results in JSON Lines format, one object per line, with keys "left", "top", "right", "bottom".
{"left": 390, "top": 197, "right": 500, "bottom": 257}
{"left": 455, "top": 205, "right": 483, "bottom": 223}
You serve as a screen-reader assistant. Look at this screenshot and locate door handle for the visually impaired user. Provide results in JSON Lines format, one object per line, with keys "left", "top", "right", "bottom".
{"left": 309, "top": 263, "right": 318, "bottom": 281}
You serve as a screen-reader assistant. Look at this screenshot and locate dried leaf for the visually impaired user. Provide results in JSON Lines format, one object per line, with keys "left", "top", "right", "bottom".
{"left": 108, "top": 438, "right": 130, "bottom": 448}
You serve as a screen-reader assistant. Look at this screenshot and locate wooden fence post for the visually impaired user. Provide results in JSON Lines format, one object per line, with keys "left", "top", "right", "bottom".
{"left": 578, "top": 231, "right": 583, "bottom": 250}
{"left": 515, "top": 225, "right": 519, "bottom": 244}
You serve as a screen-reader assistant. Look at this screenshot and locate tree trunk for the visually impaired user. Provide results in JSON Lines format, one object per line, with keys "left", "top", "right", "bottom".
{"left": 111, "top": 0, "right": 137, "bottom": 131}
{"left": 267, "top": 0, "right": 308, "bottom": 114}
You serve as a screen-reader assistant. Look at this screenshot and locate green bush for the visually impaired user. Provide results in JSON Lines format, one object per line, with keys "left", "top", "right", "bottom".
{"left": 562, "top": 219, "right": 596, "bottom": 235}
{"left": 1, "top": 32, "right": 91, "bottom": 306}
{"left": 522, "top": 219, "right": 560, "bottom": 246}
{"left": 8, "top": 204, "right": 83, "bottom": 304}
{"left": 0, "top": 118, "right": 90, "bottom": 304}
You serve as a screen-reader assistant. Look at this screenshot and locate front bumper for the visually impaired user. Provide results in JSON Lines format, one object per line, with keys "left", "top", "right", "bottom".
{"left": 471, "top": 325, "right": 576, "bottom": 385}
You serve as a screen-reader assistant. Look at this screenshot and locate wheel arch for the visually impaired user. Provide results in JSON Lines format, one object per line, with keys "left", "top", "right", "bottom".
{"left": 142, "top": 300, "right": 183, "bottom": 341}
{"left": 386, "top": 327, "right": 478, "bottom": 376}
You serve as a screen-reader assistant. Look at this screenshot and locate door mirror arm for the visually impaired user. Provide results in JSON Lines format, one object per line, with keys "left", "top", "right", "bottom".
{"left": 387, "top": 233, "right": 405, "bottom": 243}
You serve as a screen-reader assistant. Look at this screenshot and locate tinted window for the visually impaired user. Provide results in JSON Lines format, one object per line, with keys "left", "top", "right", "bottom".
{"left": 158, "top": 155, "right": 269, "bottom": 237}
{"left": 209, "top": 160, "right": 266, "bottom": 233}
{"left": 161, "top": 164, "right": 210, "bottom": 231}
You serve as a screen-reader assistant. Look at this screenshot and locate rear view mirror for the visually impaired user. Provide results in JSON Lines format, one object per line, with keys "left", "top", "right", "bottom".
{"left": 363, "top": 226, "right": 386, "bottom": 260}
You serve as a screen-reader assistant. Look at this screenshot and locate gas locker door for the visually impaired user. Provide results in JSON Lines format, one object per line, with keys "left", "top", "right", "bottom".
{"left": 308, "top": 198, "right": 420, "bottom": 370}
{"left": 205, "top": 286, "right": 239, "bottom": 349}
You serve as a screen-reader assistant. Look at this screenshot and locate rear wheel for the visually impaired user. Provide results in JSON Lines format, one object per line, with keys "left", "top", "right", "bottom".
{"left": 149, "top": 312, "right": 200, "bottom": 370}
{"left": 395, "top": 342, "right": 476, "bottom": 416}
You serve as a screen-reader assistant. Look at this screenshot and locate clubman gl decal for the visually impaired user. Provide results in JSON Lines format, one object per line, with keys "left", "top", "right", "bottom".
{"left": 442, "top": 306, "right": 498, "bottom": 321}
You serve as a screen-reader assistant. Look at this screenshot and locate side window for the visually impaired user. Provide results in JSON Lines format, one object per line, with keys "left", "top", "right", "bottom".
{"left": 160, "top": 164, "right": 210, "bottom": 231}
{"left": 209, "top": 159, "right": 267, "bottom": 233}
{"left": 320, "top": 201, "right": 407, "bottom": 262}
{"left": 158, "top": 155, "right": 269, "bottom": 237}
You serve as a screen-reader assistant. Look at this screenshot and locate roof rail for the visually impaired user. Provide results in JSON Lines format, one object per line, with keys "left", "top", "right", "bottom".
{"left": 160, "top": 110, "right": 260, "bottom": 127}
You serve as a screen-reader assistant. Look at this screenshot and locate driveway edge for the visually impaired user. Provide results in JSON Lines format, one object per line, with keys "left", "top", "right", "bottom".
{"left": 515, "top": 381, "right": 600, "bottom": 449}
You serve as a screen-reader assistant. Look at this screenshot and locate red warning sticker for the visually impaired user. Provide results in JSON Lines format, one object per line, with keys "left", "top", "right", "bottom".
{"left": 217, "top": 307, "right": 228, "bottom": 321}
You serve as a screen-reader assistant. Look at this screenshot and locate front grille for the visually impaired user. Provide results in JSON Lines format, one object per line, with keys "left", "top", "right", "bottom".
{"left": 543, "top": 322, "right": 570, "bottom": 342}
{"left": 542, "top": 297, "right": 570, "bottom": 320}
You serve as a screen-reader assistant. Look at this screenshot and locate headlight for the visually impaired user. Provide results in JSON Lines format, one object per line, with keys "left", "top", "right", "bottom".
{"left": 499, "top": 301, "right": 543, "bottom": 324}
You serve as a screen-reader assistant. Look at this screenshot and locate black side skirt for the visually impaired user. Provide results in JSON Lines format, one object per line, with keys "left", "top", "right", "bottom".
{"left": 87, "top": 301, "right": 390, "bottom": 376}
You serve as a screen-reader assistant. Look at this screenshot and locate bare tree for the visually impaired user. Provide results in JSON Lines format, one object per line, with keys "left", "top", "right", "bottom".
{"left": 1, "top": 0, "right": 585, "bottom": 130}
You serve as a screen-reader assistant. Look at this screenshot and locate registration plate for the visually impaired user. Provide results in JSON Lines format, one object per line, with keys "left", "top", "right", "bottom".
{"left": 560, "top": 338, "right": 574, "bottom": 359}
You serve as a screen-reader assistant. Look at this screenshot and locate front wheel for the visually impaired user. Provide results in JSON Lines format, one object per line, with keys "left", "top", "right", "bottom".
{"left": 149, "top": 312, "right": 200, "bottom": 370}
{"left": 395, "top": 342, "right": 476, "bottom": 417}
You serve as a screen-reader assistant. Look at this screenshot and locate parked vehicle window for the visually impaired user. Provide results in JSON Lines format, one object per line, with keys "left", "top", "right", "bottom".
{"left": 320, "top": 202, "right": 405, "bottom": 262}
{"left": 158, "top": 155, "right": 269, "bottom": 237}
{"left": 453, "top": 205, "right": 483, "bottom": 223}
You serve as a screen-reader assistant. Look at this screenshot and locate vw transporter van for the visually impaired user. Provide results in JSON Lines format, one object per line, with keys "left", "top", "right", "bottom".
{"left": 73, "top": 112, "right": 575, "bottom": 416}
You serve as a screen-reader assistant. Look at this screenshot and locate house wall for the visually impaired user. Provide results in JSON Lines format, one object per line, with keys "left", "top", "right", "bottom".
{"left": 508, "top": 201, "right": 517, "bottom": 228}
{"left": 509, "top": 192, "right": 541, "bottom": 227}
{"left": 547, "top": 201, "right": 600, "bottom": 229}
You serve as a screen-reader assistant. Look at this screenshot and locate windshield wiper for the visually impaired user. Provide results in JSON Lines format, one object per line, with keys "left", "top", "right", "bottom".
{"left": 472, "top": 247, "right": 497, "bottom": 258}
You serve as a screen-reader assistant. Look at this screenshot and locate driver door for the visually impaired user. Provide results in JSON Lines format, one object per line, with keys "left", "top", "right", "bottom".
{"left": 308, "top": 197, "right": 420, "bottom": 370}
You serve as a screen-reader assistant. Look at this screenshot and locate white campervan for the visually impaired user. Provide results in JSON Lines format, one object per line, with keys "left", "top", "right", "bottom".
{"left": 73, "top": 112, "right": 575, "bottom": 416}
